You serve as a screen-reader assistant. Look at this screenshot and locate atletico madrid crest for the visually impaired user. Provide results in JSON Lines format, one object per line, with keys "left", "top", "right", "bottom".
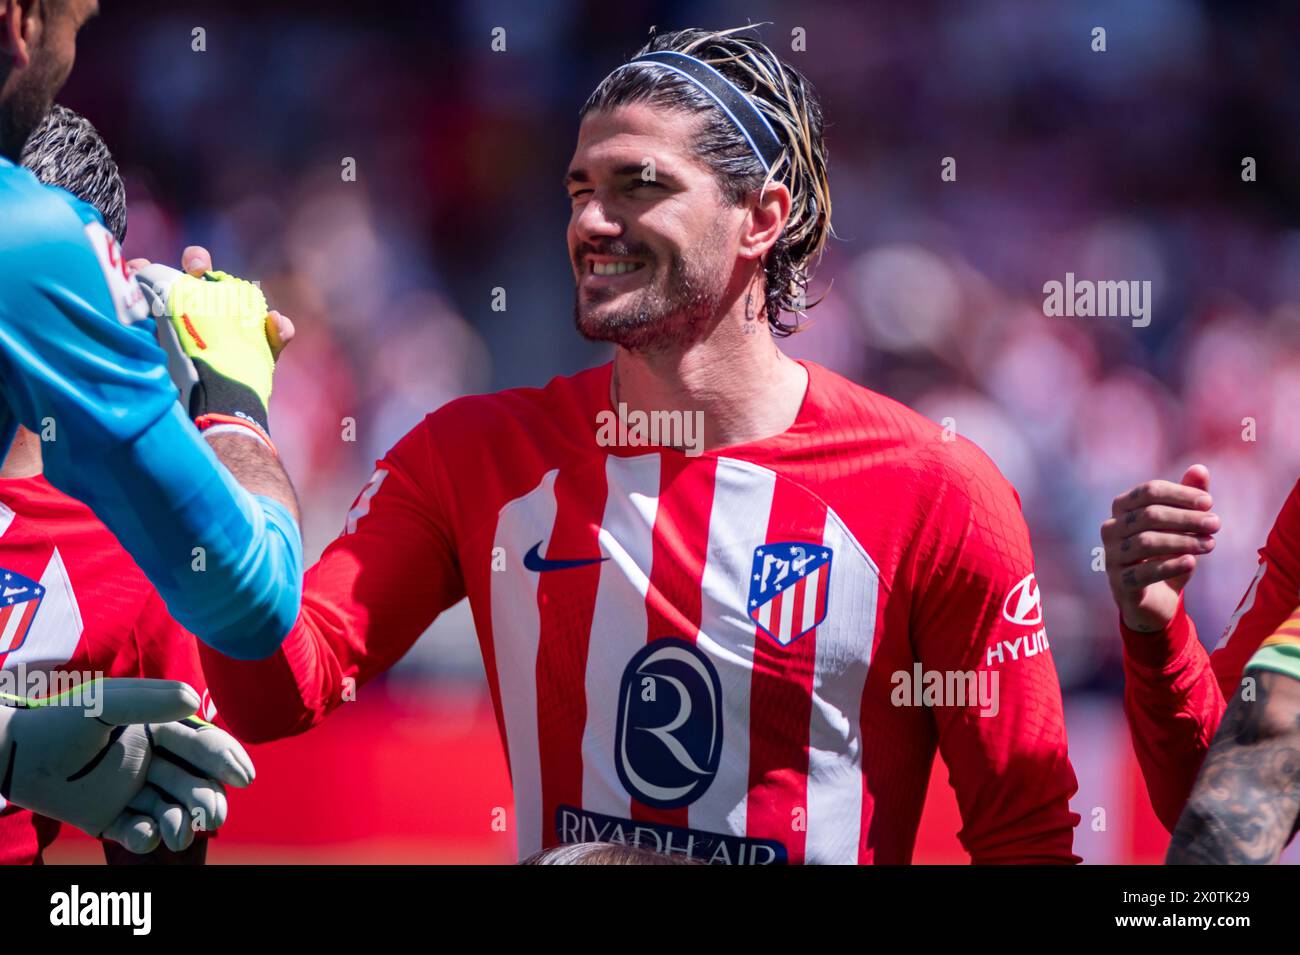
{"left": 747, "top": 542, "right": 832, "bottom": 647}
{"left": 0, "top": 566, "right": 45, "bottom": 656}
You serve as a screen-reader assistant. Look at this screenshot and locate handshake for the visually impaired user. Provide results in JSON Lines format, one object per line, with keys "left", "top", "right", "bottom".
{"left": 0, "top": 247, "right": 291, "bottom": 856}
{"left": 130, "top": 245, "right": 294, "bottom": 450}
{"left": 0, "top": 679, "right": 253, "bottom": 854}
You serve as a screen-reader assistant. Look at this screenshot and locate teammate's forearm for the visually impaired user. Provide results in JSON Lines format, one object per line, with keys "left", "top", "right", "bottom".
{"left": 1167, "top": 673, "right": 1300, "bottom": 863}
{"left": 46, "top": 403, "right": 303, "bottom": 660}
{"left": 1119, "top": 597, "right": 1199, "bottom": 672}
{"left": 1119, "top": 604, "right": 1226, "bottom": 830}
{"left": 198, "top": 633, "right": 327, "bottom": 744}
{"left": 206, "top": 431, "right": 300, "bottom": 525}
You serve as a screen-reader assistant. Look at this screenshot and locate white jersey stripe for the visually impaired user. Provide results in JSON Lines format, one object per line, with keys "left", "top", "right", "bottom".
{"left": 803, "top": 512, "right": 879, "bottom": 863}
{"left": 802, "top": 567, "right": 822, "bottom": 634}
{"left": 0, "top": 605, "right": 23, "bottom": 654}
{"left": 580, "top": 454, "right": 662, "bottom": 821}
{"left": 489, "top": 469, "right": 560, "bottom": 859}
{"left": 688, "top": 457, "right": 777, "bottom": 837}
{"left": 778, "top": 581, "right": 796, "bottom": 644}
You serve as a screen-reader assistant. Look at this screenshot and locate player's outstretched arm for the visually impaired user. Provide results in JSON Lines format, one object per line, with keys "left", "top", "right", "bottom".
{"left": 133, "top": 246, "right": 300, "bottom": 525}
{"left": 138, "top": 245, "right": 464, "bottom": 740}
{"left": 1167, "top": 666, "right": 1300, "bottom": 864}
{"left": 0, "top": 176, "right": 303, "bottom": 660}
{"left": 1106, "top": 469, "right": 1300, "bottom": 831}
{"left": 1102, "top": 466, "right": 1226, "bottom": 830}
{"left": 198, "top": 415, "right": 465, "bottom": 743}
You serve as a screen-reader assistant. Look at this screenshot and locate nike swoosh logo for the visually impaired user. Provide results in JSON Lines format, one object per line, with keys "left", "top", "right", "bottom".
{"left": 522, "top": 541, "right": 608, "bottom": 573}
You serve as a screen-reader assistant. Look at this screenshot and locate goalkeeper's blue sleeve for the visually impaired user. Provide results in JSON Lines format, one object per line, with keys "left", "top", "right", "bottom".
{"left": 0, "top": 156, "right": 301, "bottom": 659}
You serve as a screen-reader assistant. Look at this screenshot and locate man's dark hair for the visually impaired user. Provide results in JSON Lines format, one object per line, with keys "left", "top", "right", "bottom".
{"left": 582, "top": 26, "right": 833, "bottom": 336}
{"left": 20, "top": 104, "right": 127, "bottom": 242}
{"left": 520, "top": 842, "right": 702, "bottom": 865}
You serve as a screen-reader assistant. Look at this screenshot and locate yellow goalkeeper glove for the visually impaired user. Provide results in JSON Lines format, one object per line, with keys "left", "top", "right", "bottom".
{"left": 136, "top": 264, "right": 276, "bottom": 447}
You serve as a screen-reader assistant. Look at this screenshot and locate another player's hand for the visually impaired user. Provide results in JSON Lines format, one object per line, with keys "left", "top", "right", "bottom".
{"left": 127, "top": 249, "right": 294, "bottom": 359}
{"left": 131, "top": 713, "right": 255, "bottom": 852}
{"left": 0, "top": 679, "right": 252, "bottom": 854}
{"left": 132, "top": 247, "right": 294, "bottom": 448}
{"left": 175, "top": 246, "right": 295, "bottom": 359}
{"left": 1100, "top": 464, "right": 1221, "bottom": 633}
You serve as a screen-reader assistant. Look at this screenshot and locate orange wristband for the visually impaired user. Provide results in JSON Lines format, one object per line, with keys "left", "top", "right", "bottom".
{"left": 195, "top": 413, "right": 277, "bottom": 456}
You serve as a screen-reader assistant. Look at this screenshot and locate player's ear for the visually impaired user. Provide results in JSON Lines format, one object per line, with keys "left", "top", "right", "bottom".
{"left": 0, "top": 0, "right": 41, "bottom": 68}
{"left": 738, "top": 181, "right": 790, "bottom": 262}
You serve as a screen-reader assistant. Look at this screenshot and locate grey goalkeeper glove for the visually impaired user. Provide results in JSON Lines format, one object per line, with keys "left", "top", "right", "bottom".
{"left": 0, "top": 679, "right": 254, "bottom": 854}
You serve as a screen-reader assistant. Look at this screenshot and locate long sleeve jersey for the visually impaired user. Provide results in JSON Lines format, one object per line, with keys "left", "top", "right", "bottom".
{"left": 201, "top": 360, "right": 1080, "bottom": 864}
{"left": 1122, "top": 479, "right": 1300, "bottom": 830}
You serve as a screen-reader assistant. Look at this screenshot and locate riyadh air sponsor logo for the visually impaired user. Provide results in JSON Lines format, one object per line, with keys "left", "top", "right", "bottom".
{"left": 615, "top": 638, "right": 723, "bottom": 808}
{"left": 1001, "top": 573, "right": 1042, "bottom": 626}
{"left": 555, "top": 805, "right": 786, "bottom": 864}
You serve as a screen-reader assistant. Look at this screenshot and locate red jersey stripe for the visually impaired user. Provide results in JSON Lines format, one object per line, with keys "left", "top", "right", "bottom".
{"left": 631, "top": 453, "right": 717, "bottom": 828}
{"left": 744, "top": 485, "right": 828, "bottom": 863}
{"left": 534, "top": 464, "right": 609, "bottom": 848}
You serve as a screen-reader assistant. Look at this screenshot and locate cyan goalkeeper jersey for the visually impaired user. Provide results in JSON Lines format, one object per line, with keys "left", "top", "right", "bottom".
{"left": 201, "top": 360, "right": 1081, "bottom": 864}
{"left": 0, "top": 156, "right": 300, "bottom": 659}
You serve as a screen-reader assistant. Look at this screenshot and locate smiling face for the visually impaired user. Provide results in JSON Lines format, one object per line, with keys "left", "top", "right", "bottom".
{"left": 566, "top": 104, "right": 743, "bottom": 351}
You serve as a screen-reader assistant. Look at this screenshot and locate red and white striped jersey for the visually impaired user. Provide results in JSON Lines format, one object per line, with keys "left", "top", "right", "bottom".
{"left": 0, "top": 475, "right": 216, "bottom": 864}
{"left": 203, "top": 361, "right": 1080, "bottom": 864}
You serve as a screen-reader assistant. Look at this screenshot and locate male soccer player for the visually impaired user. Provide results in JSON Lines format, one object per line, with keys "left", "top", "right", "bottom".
{"left": 0, "top": 104, "right": 243, "bottom": 865}
{"left": 0, "top": 0, "right": 302, "bottom": 659}
{"left": 19, "top": 103, "right": 124, "bottom": 237}
{"left": 198, "top": 26, "right": 1080, "bottom": 864}
{"left": 0, "top": 0, "right": 298, "bottom": 848}
{"left": 1166, "top": 607, "right": 1300, "bottom": 863}
{"left": 1100, "top": 465, "right": 1300, "bottom": 831}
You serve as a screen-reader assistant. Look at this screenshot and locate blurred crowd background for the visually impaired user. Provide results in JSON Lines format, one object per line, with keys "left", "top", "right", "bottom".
{"left": 46, "top": 0, "right": 1300, "bottom": 862}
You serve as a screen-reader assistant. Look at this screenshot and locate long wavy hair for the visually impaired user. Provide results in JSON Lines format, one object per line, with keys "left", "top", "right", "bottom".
{"left": 581, "top": 26, "right": 834, "bottom": 336}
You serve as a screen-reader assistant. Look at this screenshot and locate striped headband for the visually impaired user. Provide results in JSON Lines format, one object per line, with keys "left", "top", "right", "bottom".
{"left": 603, "top": 50, "right": 784, "bottom": 174}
